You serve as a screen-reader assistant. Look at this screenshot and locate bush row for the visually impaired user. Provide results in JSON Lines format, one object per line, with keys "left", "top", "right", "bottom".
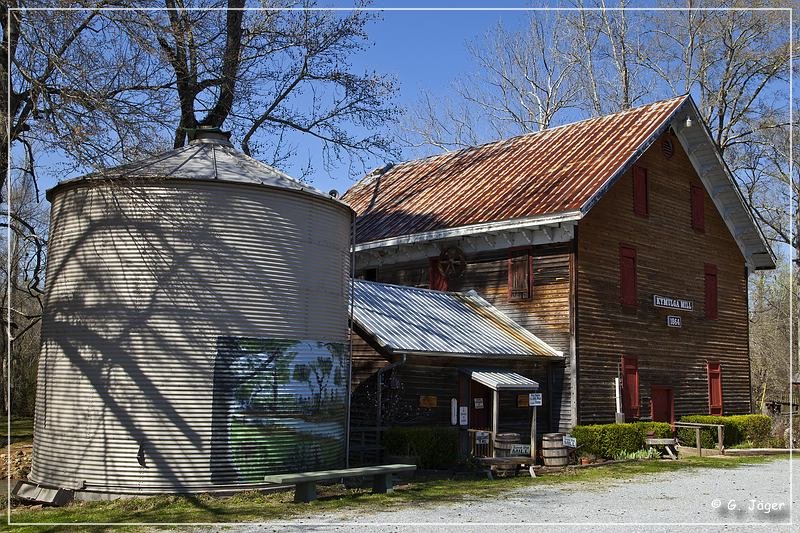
{"left": 383, "top": 426, "right": 459, "bottom": 469}
{"left": 571, "top": 422, "right": 672, "bottom": 459}
{"left": 676, "top": 414, "right": 772, "bottom": 449}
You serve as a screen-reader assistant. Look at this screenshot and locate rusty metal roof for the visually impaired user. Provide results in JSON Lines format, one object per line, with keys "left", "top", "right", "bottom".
{"left": 344, "top": 95, "right": 688, "bottom": 244}
{"left": 351, "top": 279, "right": 563, "bottom": 358}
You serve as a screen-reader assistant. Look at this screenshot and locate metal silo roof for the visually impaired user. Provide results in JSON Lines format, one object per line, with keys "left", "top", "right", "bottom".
{"left": 351, "top": 280, "right": 563, "bottom": 358}
{"left": 46, "top": 134, "right": 341, "bottom": 204}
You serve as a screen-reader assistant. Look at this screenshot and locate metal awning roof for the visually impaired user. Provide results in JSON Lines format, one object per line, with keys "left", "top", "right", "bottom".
{"left": 462, "top": 369, "right": 539, "bottom": 391}
{"left": 351, "top": 280, "right": 563, "bottom": 359}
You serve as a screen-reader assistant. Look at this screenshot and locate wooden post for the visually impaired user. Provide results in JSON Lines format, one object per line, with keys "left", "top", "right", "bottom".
{"left": 492, "top": 389, "right": 499, "bottom": 458}
{"left": 717, "top": 425, "right": 724, "bottom": 453}
{"left": 530, "top": 405, "right": 537, "bottom": 463}
{"left": 695, "top": 427, "right": 702, "bottom": 456}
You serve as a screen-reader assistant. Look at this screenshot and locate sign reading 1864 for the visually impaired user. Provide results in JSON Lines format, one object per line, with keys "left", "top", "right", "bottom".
{"left": 653, "top": 294, "right": 693, "bottom": 311}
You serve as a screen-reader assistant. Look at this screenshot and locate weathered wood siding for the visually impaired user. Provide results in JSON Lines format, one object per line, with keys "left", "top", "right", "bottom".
{"left": 349, "top": 344, "right": 553, "bottom": 432}
{"left": 576, "top": 131, "right": 750, "bottom": 424}
{"left": 357, "top": 244, "right": 574, "bottom": 431}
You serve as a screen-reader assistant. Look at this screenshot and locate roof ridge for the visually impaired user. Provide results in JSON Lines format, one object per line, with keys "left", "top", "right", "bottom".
{"left": 350, "top": 94, "right": 690, "bottom": 183}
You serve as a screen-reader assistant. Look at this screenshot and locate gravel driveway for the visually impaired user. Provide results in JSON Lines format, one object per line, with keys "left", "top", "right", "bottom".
{"left": 220, "top": 458, "right": 795, "bottom": 533}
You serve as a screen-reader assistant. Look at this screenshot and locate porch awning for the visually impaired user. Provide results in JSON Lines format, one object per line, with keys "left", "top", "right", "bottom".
{"left": 462, "top": 369, "right": 539, "bottom": 391}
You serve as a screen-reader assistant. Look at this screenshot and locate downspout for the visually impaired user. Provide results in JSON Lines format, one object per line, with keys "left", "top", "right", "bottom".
{"left": 376, "top": 353, "right": 408, "bottom": 430}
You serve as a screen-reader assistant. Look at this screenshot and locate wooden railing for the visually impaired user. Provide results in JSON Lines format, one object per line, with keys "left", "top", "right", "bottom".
{"left": 673, "top": 422, "right": 725, "bottom": 455}
{"left": 467, "top": 429, "right": 494, "bottom": 458}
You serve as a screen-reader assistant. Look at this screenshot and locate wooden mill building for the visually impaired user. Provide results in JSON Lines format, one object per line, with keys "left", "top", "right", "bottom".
{"left": 343, "top": 95, "right": 775, "bottom": 450}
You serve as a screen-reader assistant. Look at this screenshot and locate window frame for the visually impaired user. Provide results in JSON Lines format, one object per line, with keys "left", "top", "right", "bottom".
{"left": 429, "top": 257, "right": 448, "bottom": 291}
{"left": 619, "top": 245, "right": 638, "bottom": 310}
{"left": 507, "top": 248, "right": 533, "bottom": 301}
{"left": 633, "top": 166, "right": 649, "bottom": 217}
{"left": 691, "top": 183, "right": 705, "bottom": 232}
{"left": 621, "top": 356, "right": 640, "bottom": 420}
{"left": 704, "top": 263, "right": 718, "bottom": 320}
{"left": 707, "top": 361, "right": 723, "bottom": 415}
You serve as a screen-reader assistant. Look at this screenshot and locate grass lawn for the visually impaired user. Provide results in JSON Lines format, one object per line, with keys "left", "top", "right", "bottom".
{"left": 1, "top": 418, "right": 34, "bottom": 445}
{"left": 8, "top": 454, "right": 787, "bottom": 532}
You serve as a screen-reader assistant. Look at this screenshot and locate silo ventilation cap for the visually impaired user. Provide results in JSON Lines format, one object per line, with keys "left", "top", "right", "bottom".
{"left": 190, "top": 126, "right": 233, "bottom": 146}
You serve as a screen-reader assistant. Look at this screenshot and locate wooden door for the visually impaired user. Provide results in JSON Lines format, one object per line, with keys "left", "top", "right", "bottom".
{"left": 651, "top": 386, "right": 674, "bottom": 423}
{"left": 621, "top": 356, "right": 639, "bottom": 421}
{"left": 707, "top": 362, "right": 723, "bottom": 415}
{"left": 469, "top": 381, "right": 492, "bottom": 430}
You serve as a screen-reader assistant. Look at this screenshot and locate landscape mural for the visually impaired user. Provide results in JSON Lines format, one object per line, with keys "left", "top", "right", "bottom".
{"left": 211, "top": 337, "right": 346, "bottom": 483}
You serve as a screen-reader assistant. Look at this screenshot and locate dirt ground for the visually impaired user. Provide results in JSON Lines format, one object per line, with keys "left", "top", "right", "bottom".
{"left": 1, "top": 441, "right": 33, "bottom": 480}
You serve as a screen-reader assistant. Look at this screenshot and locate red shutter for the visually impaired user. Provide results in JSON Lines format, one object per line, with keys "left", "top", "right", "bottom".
{"left": 691, "top": 184, "right": 705, "bottom": 231}
{"left": 704, "top": 263, "right": 718, "bottom": 320}
{"left": 507, "top": 250, "right": 531, "bottom": 300}
{"left": 429, "top": 257, "right": 448, "bottom": 291}
{"left": 633, "top": 166, "right": 648, "bottom": 216}
{"left": 619, "top": 245, "right": 637, "bottom": 309}
{"left": 707, "top": 362, "right": 723, "bottom": 415}
{"left": 622, "top": 356, "right": 640, "bottom": 420}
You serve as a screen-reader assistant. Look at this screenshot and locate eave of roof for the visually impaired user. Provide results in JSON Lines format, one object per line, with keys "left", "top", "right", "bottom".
{"left": 46, "top": 138, "right": 353, "bottom": 214}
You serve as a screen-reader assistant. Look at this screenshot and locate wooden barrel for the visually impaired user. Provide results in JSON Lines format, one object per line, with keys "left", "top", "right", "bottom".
{"left": 542, "top": 433, "right": 568, "bottom": 466}
{"left": 494, "top": 433, "right": 521, "bottom": 456}
{"left": 493, "top": 433, "right": 521, "bottom": 478}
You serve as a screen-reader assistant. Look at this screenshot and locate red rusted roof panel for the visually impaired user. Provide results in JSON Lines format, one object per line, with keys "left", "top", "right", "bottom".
{"left": 344, "top": 96, "right": 688, "bottom": 244}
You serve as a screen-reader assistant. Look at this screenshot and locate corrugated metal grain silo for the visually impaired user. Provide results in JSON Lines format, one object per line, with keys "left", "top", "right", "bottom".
{"left": 29, "top": 129, "right": 353, "bottom": 497}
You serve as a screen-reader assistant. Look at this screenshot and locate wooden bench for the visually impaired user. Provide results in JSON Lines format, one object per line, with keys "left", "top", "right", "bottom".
{"left": 263, "top": 463, "right": 417, "bottom": 503}
{"left": 646, "top": 437, "right": 679, "bottom": 460}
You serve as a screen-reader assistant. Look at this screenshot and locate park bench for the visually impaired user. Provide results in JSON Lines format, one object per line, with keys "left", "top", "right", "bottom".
{"left": 263, "top": 463, "right": 417, "bottom": 503}
{"left": 645, "top": 437, "right": 679, "bottom": 460}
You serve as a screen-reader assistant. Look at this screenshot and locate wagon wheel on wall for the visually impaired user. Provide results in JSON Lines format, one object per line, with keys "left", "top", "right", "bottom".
{"left": 438, "top": 246, "right": 467, "bottom": 279}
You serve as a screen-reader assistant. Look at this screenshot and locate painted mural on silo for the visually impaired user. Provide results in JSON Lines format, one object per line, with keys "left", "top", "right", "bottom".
{"left": 211, "top": 337, "right": 346, "bottom": 483}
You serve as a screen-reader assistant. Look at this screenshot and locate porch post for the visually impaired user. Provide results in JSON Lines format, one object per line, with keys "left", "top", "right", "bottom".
{"left": 531, "top": 404, "right": 537, "bottom": 463}
{"left": 492, "top": 389, "right": 499, "bottom": 457}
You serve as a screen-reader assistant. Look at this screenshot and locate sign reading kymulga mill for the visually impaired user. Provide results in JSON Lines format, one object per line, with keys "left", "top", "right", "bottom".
{"left": 345, "top": 94, "right": 774, "bottom": 459}
{"left": 653, "top": 295, "right": 694, "bottom": 311}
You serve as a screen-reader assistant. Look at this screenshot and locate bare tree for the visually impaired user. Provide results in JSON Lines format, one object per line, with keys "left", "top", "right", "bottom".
{"left": 406, "top": 12, "right": 580, "bottom": 151}
{"left": 567, "top": 0, "right": 654, "bottom": 114}
{"left": 119, "top": 1, "right": 399, "bottom": 174}
{"left": 2, "top": 1, "right": 399, "bottom": 416}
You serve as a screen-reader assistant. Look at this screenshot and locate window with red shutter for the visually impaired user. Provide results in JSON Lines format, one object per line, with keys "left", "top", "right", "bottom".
{"left": 622, "top": 356, "right": 640, "bottom": 420}
{"left": 619, "top": 245, "right": 637, "bottom": 309}
{"left": 633, "top": 166, "right": 648, "bottom": 216}
{"left": 507, "top": 250, "right": 531, "bottom": 300}
{"left": 707, "top": 362, "right": 723, "bottom": 415}
{"left": 429, "top": 257, "right": 448, "bottom": 291}
{"left": 691, "top": 184, "right": 705, "bottom": 231}
{"left": 704, "top": 263, "right": 718, "bottom": 320}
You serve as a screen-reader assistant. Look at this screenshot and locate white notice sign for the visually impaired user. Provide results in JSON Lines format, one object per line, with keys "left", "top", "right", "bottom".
{"left": 510, "top": 444, "right": 531, "bottom": 455}
{"left": 476, "top": 431, "right": 490, "bottom": 445}
{"left": 563, "top": 435, "right": 577, "bottom": 448}
{"left": 459, "top": 406, "right": 469, "bottom": 426}
{"left": 528, "top": 393, "right": 543, "bottom": 406}
{"left": 474, "top": 397, "right": 484, "bottom": 409}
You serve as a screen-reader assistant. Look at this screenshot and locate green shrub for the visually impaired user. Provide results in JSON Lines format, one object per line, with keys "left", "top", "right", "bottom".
{"left": 571, "top": 422, "right": 672, "bottom": 459}
{"left": 677, "top": 414, "right": 772, "bottom": 448}
{"left": 383, "top": 426, "right": 459, "bottom": 469}
{"left": 613, "top": 447, "right": 662, "bottom": 461}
